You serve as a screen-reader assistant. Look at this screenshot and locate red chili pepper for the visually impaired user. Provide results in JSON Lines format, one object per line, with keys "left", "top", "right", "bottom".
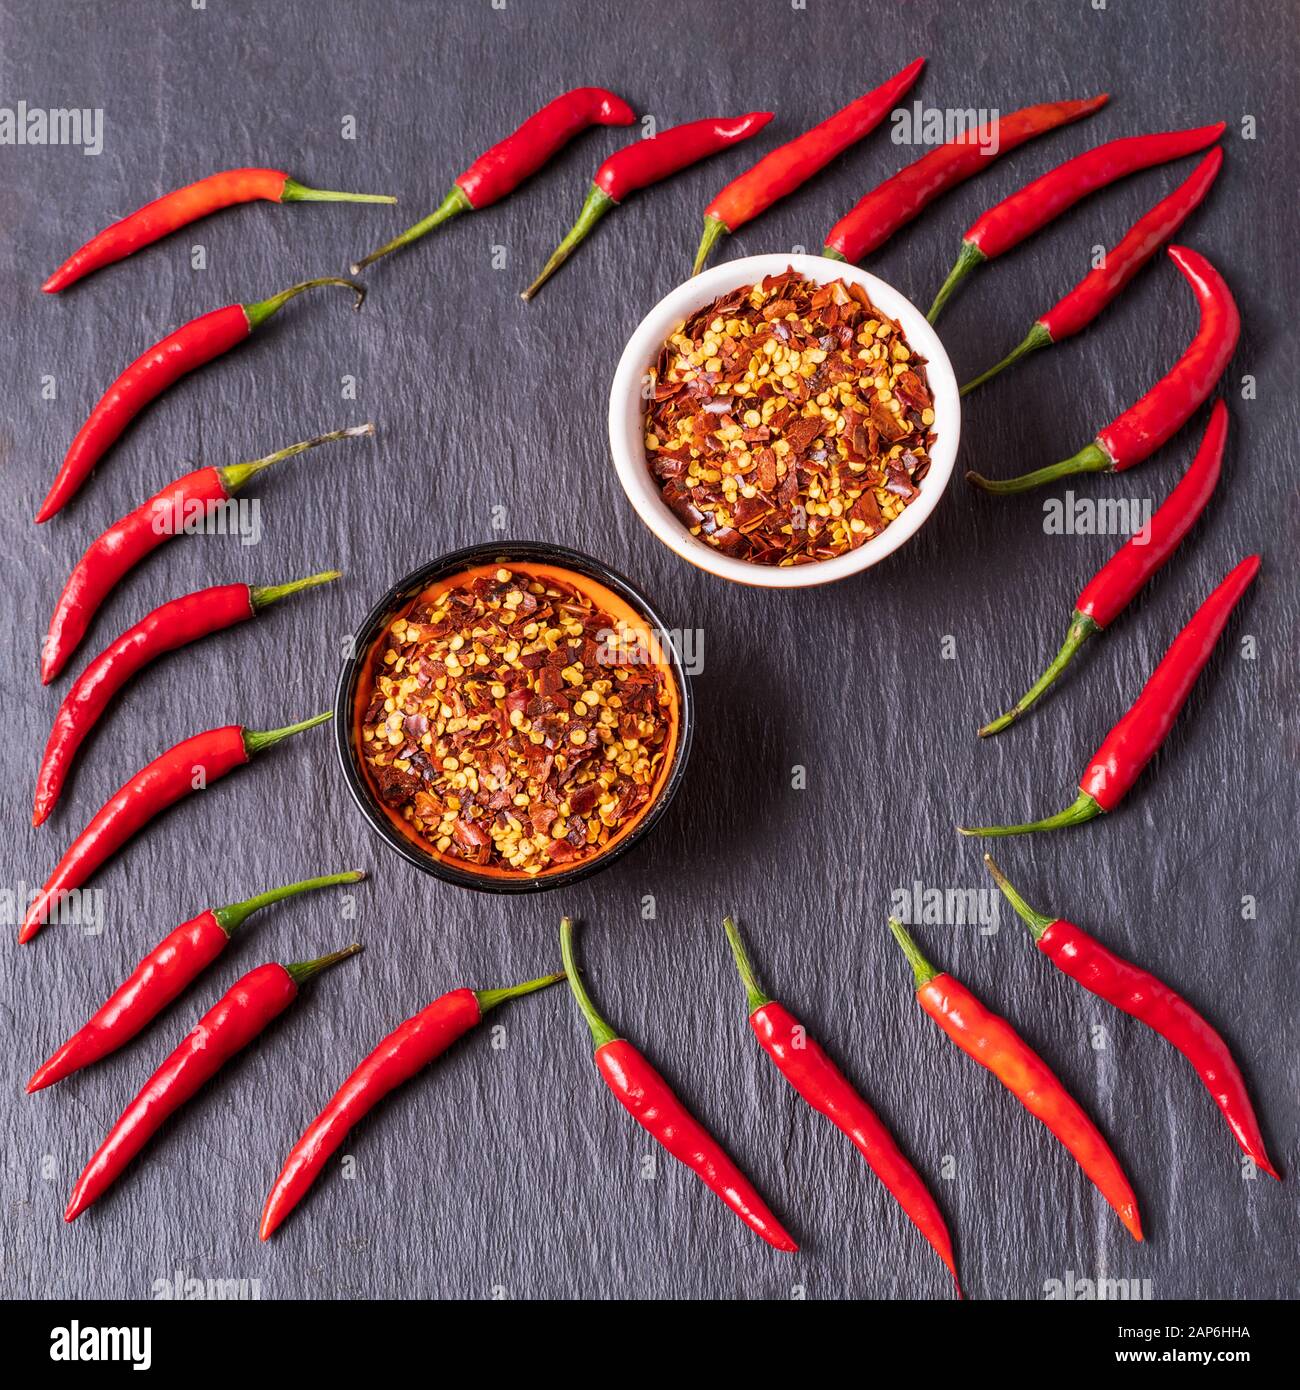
{"left": 723, "top": 918, "right": 959, "bottom": 1292}
{"left": 691, "top": 58, "right": 925, "bottom": 274}
{"left": 822, "top": 94, "right": 1109, "bottom": 265}
{"left": 351, "top": 86, "right": 635, "bottom": 272}
{"left": 27, "top": 871, "right": 363, "bottom": 1091}
{"left": 927, "top": 122, "right": 1225, "bottom": 323}
{"left": 968, "top": 247, "right": 1238, "bottom": 495}
{"left": 960, "top": 554, "right": 1259, "bottom": 836}
{"left": 983, "top": 856, "right": 1280, "bottom": 1179}
{"left": 962, "top": 149, "right": 1223, "bottom": 394}
{"left": 979, "top": 402, "right": 1227, "bottom": 737}
{"left": 63, "top": 945, "right": 362, "bottom": 1221}
{"left": 42, "top": 169, "right": 395, "bottom": 294}
{"left": 40, "top": 424, "right": 370, "bottom": 683}
{"left": 259, "top": 969, "right": 565, "bottom": 1238}
{"left": 19, "top": 713, "right": 332, "bottom": 944}
{"left": 888, "top": 919, "right": 1143, "bottom": 1241}
{"left": 34, "top": 571, "right": 339, "bottom": 825}
{"left": 560, "top": 917, "right": 797, "bottom": 1251}
{"left": 37, "top": 278, "right": 365, "bottom": 522}
{"left": 521, "top": 112, "right": 773, "bottom": 301}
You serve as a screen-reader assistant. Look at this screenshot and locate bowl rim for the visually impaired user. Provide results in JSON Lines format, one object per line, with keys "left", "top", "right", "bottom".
{"left": 333, "top": 540, "right": 694, "bottom": 895}
{"left": 607, "top": 252, "right": 960, "bottom": 589}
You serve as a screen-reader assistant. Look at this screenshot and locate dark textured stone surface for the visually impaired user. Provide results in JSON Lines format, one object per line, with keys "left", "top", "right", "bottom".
{"left": 1, "top": 0, "right": 1295, "bottom": 1301}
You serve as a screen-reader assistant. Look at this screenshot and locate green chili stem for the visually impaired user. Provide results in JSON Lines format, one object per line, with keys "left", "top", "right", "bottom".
{"left": 888, "top": 918, "right": 938, "bottom": 989}
{"left": 926, "top": 241, "right": 985, "bottom": 323}
{"left": 982, "top": 855, "right": 1054, "bottom": 942}
{"left": 521, "top": 185, "right": 617, "bottom": 301}
{"left": 219, "top": 423, "right": 374, "bottom": 494}
{"left": 475, "top": 971, "right": 568, "bottom": 1016}
{"left": 722, "top": 917, "right": 771, "bottom": 1015}
{"left": 213, "top": 870, "right": 365, "bottom": 937}
{"left": 966, "top": 441, "right": 1112, "bottom": 495}
{"left": 559, "top": 917, "right": 618, "bottom": 1051}
{"left": 242, "top": 711, "right": 333, "bottom": 756}
{"left": 285, "top": 942, "right": 363, "bottom": 987}
{"left": 243, "top": 276, "right": 365, "bottom": 331}
{"left": 957, "top": 790, "right": 1103, "bottom": 838}
{"left": 691, "top": 215, "right": 729, "bottom": 276}
{"left": 960, "top": 321, "right": 1054, "bottom": 396}
{"left": 979, "top": 613, "right": 1099, "bottom": 737}
{"left": 350, "top": 185, "right": 472, "bottom": 273}
{"left": 820, "top": 246, "right": 849, "bottom": 263}
{"left": 279, "top": 178, "right": 396, "bottom": 205}
{"left": 250, "top": 570, "right": 341, "bottom": 611}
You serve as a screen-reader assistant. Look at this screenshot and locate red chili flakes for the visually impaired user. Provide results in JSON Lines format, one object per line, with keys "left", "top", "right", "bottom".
{"left": 358, "top": 567, "right": 675, "bottom": 876}
{"left": 643, "top": 269, "right": 937, "bottom": 564}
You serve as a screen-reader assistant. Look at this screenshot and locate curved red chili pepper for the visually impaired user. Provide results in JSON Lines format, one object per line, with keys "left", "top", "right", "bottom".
{"left": 259, "top": 970, "right": 565, "bottom": 1238}
{"left": 961, "top": 553, "right": 1259, "bottom": 836}
{"left": 37, "top": 278, "right": 365, "bottom": 522}
{"left": 43, "top": 169, "right": 395, "bottom": 293}
{"left": 888, "top": 920, "right": 1143, "bottom": 1241}
{"left": 352, "top": 86, "right": 635, "bottom": 272}
{"left": 968, "top": 246, "right": 1238, "bottom": 494}
{"left": 983, "top": 856, "right": 1280, "bottom": 1180}
{"left": 34, "top": 571, "right": 339, "bottom": 824}
{"left": 63, "top": 946, "right": 362, "bottom": 1221}
{"left": 19, "top": 713, "right": 332, "bottom": 943}
{"left": 521, "top": 112, "right": 773, "bottom": 300}
{"left": 40, "top": 424, "right": 369, "bottom": 683}
{"left": 723, "top": 918, "right": 959, "bottom": 1293}
{"left": 560, "top": 918, "right": 797, "bottom": 1252}
{"left": 27, "top": 871, "right": 363, "bottom": 1091}
{"left": 979, "top": 402, "right": 1227, "bottom": 737}
{"left": 963, "top": 148, "right": 1223, "bottom": 394}
{"left": 927, "top": 122, "right": 1225, "bottom": 322}
{"left": 822, "top": 94, "right": 1109, "bottom": 264}
{"left": 691, "top": 57, "right": 925, "bottom": 274}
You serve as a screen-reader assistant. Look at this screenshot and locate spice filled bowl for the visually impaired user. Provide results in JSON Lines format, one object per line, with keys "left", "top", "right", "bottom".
{"left": 609, "top": 253, "right": 959, "bottom": 587}
{"left": 335, "top": 542, "right": 693, "bottom": 894}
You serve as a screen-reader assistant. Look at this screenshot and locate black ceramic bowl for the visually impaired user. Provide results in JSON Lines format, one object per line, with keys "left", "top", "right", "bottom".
{"left": 334, "top": 541, "right": 694, "bottom": 894}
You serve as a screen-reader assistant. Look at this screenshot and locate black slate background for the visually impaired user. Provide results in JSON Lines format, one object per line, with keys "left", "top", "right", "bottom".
{"left": 2, "top": 0, "right": 1296, "bottom": 1302}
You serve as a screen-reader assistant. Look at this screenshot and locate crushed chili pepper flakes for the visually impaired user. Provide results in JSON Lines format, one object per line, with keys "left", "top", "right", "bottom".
{"left": 358, "top": 567, "right": 675, "bottom": 876}
{"left": 644, "top": 268, "right": 936, "bottom": 564}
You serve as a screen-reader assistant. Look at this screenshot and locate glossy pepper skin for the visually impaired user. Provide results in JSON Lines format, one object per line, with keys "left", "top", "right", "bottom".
{"left": 723, "top": 918, "right": 959, "bottom": 1293}
{"left": 34, "top": 572, "right": 339, "bottom": 824}
{"left": 521, "top": 113, "right": 773, "bottom": 300}
{"left": 594, "top": 114, "right": 773, "bottom": 201}
{"left": 352, "top": 86, "right": 635, "bottom": 272}
{"left": 19, "top": 714, "right": 332, "bottom": 943}
{"left": 64, "top": 947, "right": 362, "bottom": 1222}
{"left": 42, "top": 169, "right": 395, "bottom": 293}
{"left": 888, "top": 920, "right": 1143, "bottom": 1241}
{"left": 927, "top": 122, "right": 1225, "bottom": 323}
{"left": 40, "top": 424, "right": 369, "bottom": 683}
{"left": 560, "top": 918, "right": 797, "bottom": 1252}
{"left": 822, "top": 94, "right": 1108, "bottom": 264}
{"left": 979, "top": 402, "right": 1227, "bottom": 737}
{"left": 983, "top": 856, "right": 1280, "bottom": 1179}
{"left": 962, "top": 148, "right": 1223, "bottom": 395}
{"left": 691, "top": 58, "right": 924, "bottom": 274}
{"left": 259, "top": 971, "right": 566, "bottom": 1239}
{"left": 968, "top": 246, "right": 1239, "bottom": 494}
{"left": 37, "top": 278, "right": 364, "bottom": 522}
{"left": 961, "top": 554, "right": 1259, "bottom": 836}
{"left": 27, "top": 871, "right": 364, "bottom": 1091}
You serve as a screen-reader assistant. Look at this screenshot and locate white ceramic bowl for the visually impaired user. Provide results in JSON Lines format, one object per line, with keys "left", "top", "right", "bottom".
{"left": 608, "top": 253, "right": 960, "bottom": 588}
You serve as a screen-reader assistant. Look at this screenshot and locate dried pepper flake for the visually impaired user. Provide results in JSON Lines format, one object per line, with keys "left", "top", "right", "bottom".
{"left": 356, "top": 565, "right": 677, "bottom": 877}
{"left": 644, "top": 269, "right": 936, "bottom": 564}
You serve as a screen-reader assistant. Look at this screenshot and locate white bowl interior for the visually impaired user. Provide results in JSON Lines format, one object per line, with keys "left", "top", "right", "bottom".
{"left": 608, "top": 253, "right": 960, "bottom": 588}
